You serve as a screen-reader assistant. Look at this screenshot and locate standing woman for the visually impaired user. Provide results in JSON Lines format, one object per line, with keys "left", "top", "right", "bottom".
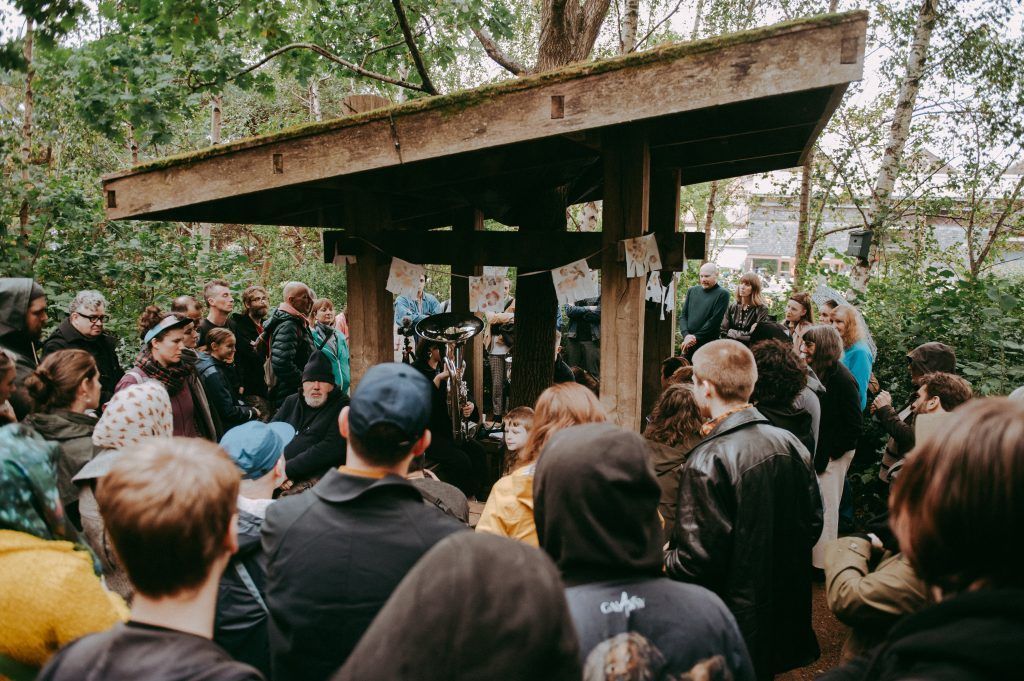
{"left": 0, "top": 350, "right": 16, "bottom": 424}
{"left": 800, "top": 325, "right": 862, "bottom": 571}
{"left": 831, "top": 304, "right": 874, "bottom": 410}
{"left": 784, "top": 292, "right": 815, "bottom": 352}
{"left": 310, "top": 298, "right": 350, "bottom": 395}
{"left": 643, "top": 383, "right": 703, "bottom": 540}
{"left": 196, "top": 327, "right": 259, "bottom": 435}
{"left": 115, "top": 306, "right": 218, "bottom": 439}
{"left": 22, "top": 350, "right": 102, "bottom": 526}
{"left": 721, "top": 272, "right": 770, "bottom": 344}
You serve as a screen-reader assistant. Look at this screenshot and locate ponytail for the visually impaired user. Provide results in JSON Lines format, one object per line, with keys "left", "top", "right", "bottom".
{"left": 25, "top": 349, "right": 98, "bottom": 413}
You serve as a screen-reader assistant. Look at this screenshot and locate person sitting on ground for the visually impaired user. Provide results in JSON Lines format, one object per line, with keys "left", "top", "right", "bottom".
{"left": 197, "top": 327, "right": 260, "bottom": 437}
{"left": 750, "top": 339, "right": 818, "bottom": 456}
{"left": 116, "top": 307, "right": 218, "bottom": 439}
{"left": 476, "top": 405, "right": 538, "bottom": 543}
{"left": 42, "top": 290, "right": 124, "bottom": 408}
{"left": 228, "top": 285, "right": 270, "bottom": 418}
{"left": 0, "top": 424, "right": 128, "bottom": 676}
{"left": 0, "top": 349, "right": 17, "bottom": 424}
{"left": 265, "top": 282, "right": 315, "bottom": 409}
{"left": 197, "top": 280, "right": 234, "bottom": 349}
{"left": 0, "top": 277, "right": 48, "bottom": 420}
{"left": 721, "top": 272, "right": 770, "bottom": 345}
{"left": 263, "top": 362, "right": 465, "bottom": 681}
{"left": 271, "top": 352, "right": 348, "bottom": 487}
{"left": 73, "top": 381, "right": 175, "bottom": 600}
{"left": 38, "top": 438, "right": 264, "bottom": 681}
{"left": 216, "top": 421, "right": 296, "bottom": 678}
{"left": 783, "top": 292, "right": 815, "bottom": 353}
{"left": 820, "top": 398, "right": 1024, "bottom": 681}
{"left": 23, "top": 349, "right": 102, "bottom": 526}
{"left": 871, "top": 342, "right": 956, "bottom": 483}
{"left": 660, "top": 355, "right": 691, "bottom": 391}
{"left": 333, "top": 532, "right": 581, "bottom": 681}
{"left": 477, "top": 383, "right": 607, "bottom": 547}
{"left": 664, "top": 340, "right": 822, "bottom": 681}
{"left": 536, "top": 423, "right": 755, "bottom": 680}
{"left": 310, "top": 298, "right": 351, "bottom": 396}
{"left": 643, "top": 383, "right": 703, "bottom": 541}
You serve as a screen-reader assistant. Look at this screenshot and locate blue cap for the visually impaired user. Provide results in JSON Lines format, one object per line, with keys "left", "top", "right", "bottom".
{"left": 220, "top": 421, "right": 296, "bottom": 480}
{"left": 142, "top": 315, "right": 192, "bottom": 345}
{"left": 349, "top": 363, "right": 432, "bottom": 442}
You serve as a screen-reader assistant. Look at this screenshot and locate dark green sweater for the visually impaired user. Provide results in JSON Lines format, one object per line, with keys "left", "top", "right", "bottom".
{"left": 678, "top": 284, "right": 730, "bottom": 343}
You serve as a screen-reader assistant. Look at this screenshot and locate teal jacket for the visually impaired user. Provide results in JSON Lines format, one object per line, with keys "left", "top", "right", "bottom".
{"left": 312, "top": 324, "right": 350, "bottom": 396}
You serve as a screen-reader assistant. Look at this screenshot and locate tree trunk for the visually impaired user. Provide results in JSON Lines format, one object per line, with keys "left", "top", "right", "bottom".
{"left": 210, "top": 95, "right": 222, "bottom": 145}
{"left": 620, "top": 0, "right": 641, "bottom": 52}
{"left": 536, "top": 0, "right": 612, "bottom": 71}
{"left": 18, "top": 20, "right": 34, "bottom": 238}
{"left": 309, "top": 78, "right": 323, "bottom": 121}
{"left": 794, "top": 152, "right": 813, "bottom": 285}
{"left": 127, "top": 122, "right": 139, "bottom": 164}
{"left": 690, "top": 0, "right": 705, "bottom": 39}
{"left": 849, "top": 0, "right": 938, "bottom": 295}
{"left": 702, "top": 180, "right": 718, "bottom": 262}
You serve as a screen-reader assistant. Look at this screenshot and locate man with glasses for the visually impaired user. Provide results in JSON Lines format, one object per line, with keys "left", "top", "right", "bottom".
{"left": 42, "top": 290, "right": 124, "bottom": 408}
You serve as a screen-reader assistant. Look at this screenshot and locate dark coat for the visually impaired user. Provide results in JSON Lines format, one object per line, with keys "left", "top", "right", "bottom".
{"left": 196, "top": 353, "right": 257, "bottom": 436}
{"left": 816, "top": 362, "right": 863, "bottom": 473}
{"left": 0, "top": 277, "right": 40, "bottom": 420}
{"left": 819, "top": 589, "right": 1024, "bottom": 681}
{"left": 271, "top": 388, "right": 347, "bottom": 482}
{"left": 262, "top": 469, "right": 465, "bottom": 681}
{"left": 42, "top": 318, "right": 124, "bottom": 407}
{"left": 228, "top": 313, "right": 268, "bottom": 399}
{"left": 664, "top": 408, "right": 823, "bottom": 680}
{"left": 264, "top": 308, "right": 313, "bottom": 408}
{"left": 216, "top": 508, "right": 271, "bottom": 678}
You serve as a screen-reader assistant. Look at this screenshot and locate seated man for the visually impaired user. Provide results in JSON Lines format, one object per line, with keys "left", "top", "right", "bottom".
{"left": 262, "top": 363, "right": 465, "bottom": 681}
{"left": 215, "top": 421, "right": 296, "bottom": 678}
{"left": 886, "top": 371, "right": 972, "bottom": 481}
{"left": 38, "top": 438, "right": 263, "bottom": 681}
{"left": 271, "top": 353, "right": 348, "bottom": 485}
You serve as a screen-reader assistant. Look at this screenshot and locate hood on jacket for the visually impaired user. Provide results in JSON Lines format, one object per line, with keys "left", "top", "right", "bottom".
{"left": 0, "top": 277, "right": 39, "bottom": 338}
{"left": 908, "top": 342, "right": 956, "bottom": 376}
{"left": 334, "top": 532, "right": 580, "bottom": 681}
{"left": 534, "top": 423, "right": 664, "bottom": 585}
{"left": 23, "top": 410, "right": 97, "bottom": 442}
{"left": 194, "top": 351, "right": 224, "bottom": 377}
{"left": 235, "top": 508, "right": 265, "bottom": 557}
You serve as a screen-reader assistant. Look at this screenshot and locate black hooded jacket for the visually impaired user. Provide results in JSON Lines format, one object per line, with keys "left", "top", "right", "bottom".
{"left": 228, "top": 312, "right": 268, "bottom": 399}
{"left": 0, "top": 278, "right": 41, "bottom": 420}
{"left": 664, "top": 407, "right": 823, "bottom": 680}
{"left": 820, "top": 588, "right": 1024, "bottom": 681}
{"left": 42, "top": 317, "right": 124, "bottom": 408}
{"left": 535, "top": 424, "right": 755, "bottom": 681}
{"left": 271, "top": 387, "right": 347, "bottom": 482}
{"left": 215, "top": 508, "right": 271, "bottom": 678}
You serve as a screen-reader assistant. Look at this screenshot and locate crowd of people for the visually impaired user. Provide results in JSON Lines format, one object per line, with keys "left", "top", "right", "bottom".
{"left": 1, "top": 271, "right": 1023, "bottom": 681}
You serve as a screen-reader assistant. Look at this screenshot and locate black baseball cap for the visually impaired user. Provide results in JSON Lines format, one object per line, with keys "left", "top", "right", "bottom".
{"left": 349, "top": 363, "right": 432, "bottom": 442}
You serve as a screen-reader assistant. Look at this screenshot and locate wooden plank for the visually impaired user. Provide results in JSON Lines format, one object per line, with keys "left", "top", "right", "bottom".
{"left": 642, "top": 168, "right": 681, "bottom": 420}
{"left": 599, "top": 130, "right": 649, "bottom": 431}
{"left": 102, "top": 13, "right": 866, "bottom": 221}
{"left": 451, "top": 210, "right": 485, "bottom": 417}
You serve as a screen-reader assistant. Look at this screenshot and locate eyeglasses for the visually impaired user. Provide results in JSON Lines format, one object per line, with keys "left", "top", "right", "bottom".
{"left": 80, "top": 314, "right": 110, "bottom": 325}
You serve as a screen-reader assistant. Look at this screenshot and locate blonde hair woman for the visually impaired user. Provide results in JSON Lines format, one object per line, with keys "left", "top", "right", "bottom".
{"left": 721, "top": 272, "right": 769, "bottom": 344}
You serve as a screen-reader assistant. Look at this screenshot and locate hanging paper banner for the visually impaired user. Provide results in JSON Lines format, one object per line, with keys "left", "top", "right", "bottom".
{"left": 552, "top": 259, "right": 598, "bottom": 305}
{"left": 469, "top": 275, "right": 508, "bottom": 313}
{"left": 385, "top": 258, "right": 424, "bottom": 299}
{"left": 624, "top": 233, "right": 662, "bottom": 278}
{"left": 483, "top": 266, "right": 509, "bottom": 278}
{"left": 645, "top": 271, "right": 676, "bottom": 321}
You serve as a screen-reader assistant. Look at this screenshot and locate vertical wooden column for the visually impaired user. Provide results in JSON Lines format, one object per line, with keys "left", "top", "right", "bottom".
{"left": 600, "top": 129, "right": 650, "bottom": 431}
{"left": 452, "top": 209, "right": 485, "bottom": 416}
{"left": 343, "top": 196, "right": 394, "bottom": 389}
{"left": 641, "top": 168, "right": 681, "bottom": 419}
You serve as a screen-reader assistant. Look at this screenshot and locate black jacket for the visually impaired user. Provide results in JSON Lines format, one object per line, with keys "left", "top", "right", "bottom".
{"left": 816, "top": 362, "right": 863, "bottom": 473}
{"left": 42, "top": 318, "right": 124, "bottom": 407}
{"left": 216, "top": 508, "right": 271, "bottom": 678}
{"left": 196, "top": 353, "right": 257, "bottom": 436}
{"left": 0, "top": 277, "right": 40, "bottom": 420}
{"left": 664, "top": 407, "right": 822, "bottom": 680}
{"left": 820, "top": 589, "right": 1024, "bottom": 681}
{"left": 264, "top": 308, "right": 313, "bottom": 408}
{"left": 271, "top": 388, "right": 347, "bottom": 482}
{"left": 228, "top": 313, "right": 268, "bottom": 399}
{"left": 262, "top": 470, "right": 465, "bottom": 681}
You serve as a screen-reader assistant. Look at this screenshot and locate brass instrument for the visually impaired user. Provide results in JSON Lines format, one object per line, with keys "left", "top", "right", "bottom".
{"left": 415, "top": 313, "right": 484, "bottom": 441}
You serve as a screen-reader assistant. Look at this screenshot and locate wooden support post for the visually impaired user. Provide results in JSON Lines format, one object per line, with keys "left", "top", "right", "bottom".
{"left": 452, "top": 209, "right": 485, "bottom": 417}
{"left": 641, "top": 168, "right": 681, "bottom": 419}
{"left": 343, "top": 197, "right": 394, "bottom": 389}
{"left": 600, "top": 130, "right": 650, "bottom": 430}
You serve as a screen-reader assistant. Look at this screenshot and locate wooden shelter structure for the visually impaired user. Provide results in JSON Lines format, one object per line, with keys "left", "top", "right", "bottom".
{"left": 102, "top": 11, "right": 866, "bottom": 430}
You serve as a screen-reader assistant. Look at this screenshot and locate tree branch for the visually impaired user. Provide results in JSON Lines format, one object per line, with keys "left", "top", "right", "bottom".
{"left": 390, "top": 0, "right": 438, "bottom": 95}
{"left": 361, "top": 36, "right": 411, "bottom": 69}
{"left": 197, "top": 42, "right": 431, "bottom": 93}
{"left": 472, "top": 27, "right": 527, "bottom": 75}
{"left": 634, "top": 0, "right": 685, "bottom": 51}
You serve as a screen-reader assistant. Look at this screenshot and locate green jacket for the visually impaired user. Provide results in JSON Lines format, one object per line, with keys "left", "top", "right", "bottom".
{"left": 21, "top": 411, "right": 97, "bottom": 513}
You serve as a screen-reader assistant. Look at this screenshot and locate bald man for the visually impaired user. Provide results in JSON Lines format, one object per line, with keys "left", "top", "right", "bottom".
{"left": 265, "top": 282, "right": 315, "bottom": 408}
{"left": 678, "top": 263, "right": 730, "bottom": 358}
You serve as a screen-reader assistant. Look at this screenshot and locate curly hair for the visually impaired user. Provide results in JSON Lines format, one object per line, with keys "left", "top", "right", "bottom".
{"left": 644, "top": 383, "right": 702, "bottom": 448}
{"left": 751, "top": 339, "right": 808, "bottom": 408}
{"left": 518, "top": 383, "right": 608, "bottom": 467}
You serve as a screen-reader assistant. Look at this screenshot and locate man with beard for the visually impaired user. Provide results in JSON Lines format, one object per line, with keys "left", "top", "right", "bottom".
{"left": 229, "top": 285, "right": 270, "bottom": 416}
{"left": 0, "top": 278, "right": 49, "bottom": 419}
{"left": 198, "top": 279, "right": 234, "bottom": 349}
{"left": 271, "top": 352, "right": 348, "bottom": 486}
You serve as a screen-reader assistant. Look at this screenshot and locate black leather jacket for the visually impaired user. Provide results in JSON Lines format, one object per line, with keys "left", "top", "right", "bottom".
{"left": 664, "top": 407, "right": 823, "bottom": 680}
